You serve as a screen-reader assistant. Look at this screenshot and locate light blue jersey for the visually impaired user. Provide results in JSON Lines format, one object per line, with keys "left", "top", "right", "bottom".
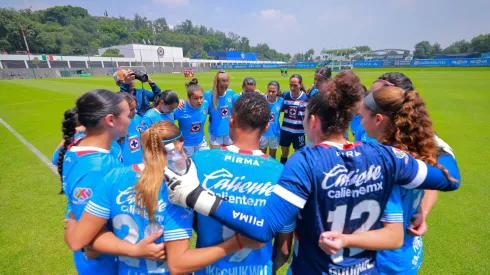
{"left": 354, "top": 125, "right": 377, "bottom": 143}
{"left": 263, "top": 95, "right": 284, "bottom": 138}
{"left": 86, "top": 164, "right": 193, "bottom": 275}
{"left": 52, "top": 133, "right": 123, "bottom": 166}
{"left": 139, "top": 108, "right": 175, "bottom": 132}
{"left": 193, "top": 145, "right": 295, "bottom": 275}
{"left": 309, "top": 88, "right": 319, "bottom": 97}
{"left": 174, "top": 101, "right": 209, "bottom": 146}
{"left": 61, "top": 145, "right": 124, "bottom": 274}
{"left": 204, "top": 89, "right": 234, "bottom": 136}
{"left": 121, "top": 115, "right": 143, "bottom": 166}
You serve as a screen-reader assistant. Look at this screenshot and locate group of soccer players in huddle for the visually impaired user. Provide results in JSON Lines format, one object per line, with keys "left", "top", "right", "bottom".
{"left": 55, "top": 66, "right": 461, "bottom": 275}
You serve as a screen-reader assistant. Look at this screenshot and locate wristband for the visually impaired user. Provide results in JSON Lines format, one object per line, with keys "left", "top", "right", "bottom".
{"left": 235, "top": 234, "right": 243, "bottom": 250}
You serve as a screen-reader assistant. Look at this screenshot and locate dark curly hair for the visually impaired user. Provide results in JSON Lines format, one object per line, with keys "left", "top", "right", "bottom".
{"left": 307, "top": 71, "right": 364, "bottom": 135}
{"left": 232, "top": 92, "right": 270, "bottom": 132}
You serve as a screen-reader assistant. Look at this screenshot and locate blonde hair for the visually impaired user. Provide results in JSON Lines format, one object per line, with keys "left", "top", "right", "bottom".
{"left": 134, "top": 121, "right": 183, "bottom": 221}
{"left": 212, "top": 71, "right": 230, "bottom": 110}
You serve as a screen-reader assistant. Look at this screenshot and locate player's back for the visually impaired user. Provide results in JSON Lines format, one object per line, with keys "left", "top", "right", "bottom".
{"left": 288, "top": 141, "right": 416, "bottom": 275}
{"left": 62, "top": 146, "right": 123, "bottom": 274}
{"left": 376, "top": 186, "right": 423, "bottom": 275}
{"left": 86, "top": 164, "right": 194, "bottom": 275}
{"left": 121, "top": 114, "right": 143, "bottom": 165}
{"left": 193, "top": 145, "right": 288, "bottom": 275}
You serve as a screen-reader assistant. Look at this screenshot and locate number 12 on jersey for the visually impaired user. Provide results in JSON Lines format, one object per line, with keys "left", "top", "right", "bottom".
{"left": 326, "top": 200, "right": 381, "bottom": 263}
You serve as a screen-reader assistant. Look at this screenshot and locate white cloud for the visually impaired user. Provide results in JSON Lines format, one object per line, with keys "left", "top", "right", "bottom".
{"left": 258, "top": 9, "right": 297, "bottom": 31}
{"left": 152, "top": 0, "right": 190, "bottom": 7}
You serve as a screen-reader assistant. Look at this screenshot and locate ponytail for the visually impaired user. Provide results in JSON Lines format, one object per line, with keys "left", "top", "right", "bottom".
{"left": 373, "top": 88, "right": 458, "bottom": 183}
{"left": 185, "top": 78, "right": 199, "bottom": 88}
{"left": 57, "top": 108, "right": 77, "bottom": 194}
{"left": 135, "top": 121, "right": 183, "bottom": 221}
{"left": 212, "top": 70, "right": 229, "bottom": 110}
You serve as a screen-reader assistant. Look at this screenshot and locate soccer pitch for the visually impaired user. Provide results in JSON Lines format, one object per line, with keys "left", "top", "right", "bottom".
{"left": 0, "top": 67, "right": 489, "bottom": 274}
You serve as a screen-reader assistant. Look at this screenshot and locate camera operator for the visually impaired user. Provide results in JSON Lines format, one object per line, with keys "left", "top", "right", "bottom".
{"left": 113, "top": 69, "right": 162, "bottom": 117}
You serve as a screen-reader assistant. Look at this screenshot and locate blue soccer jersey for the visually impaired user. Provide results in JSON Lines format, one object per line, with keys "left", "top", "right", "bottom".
{"left": 204, "top": 89, "right": 234, "bottom": 137}
{"left": 139, "top": 108, "right": 175, "bottom": 132}
{"left": 281, "top": 91, "right": 308, "bottom": 134}
{"left": 52, "top": 133, "right": 123, "bottom": 166}
{"left": 193, "top": 145, "right": 295, "bottom": 275}
{"left": 211, "top": 141, "right": 461, "bottom": 275}
{"left": 62, "top": 145, "right": 124, "bottom": 274}
{"left": 350, "top": 115, "right": 362, "bottom": 137}
{"left": 174, "top": 100, "right": 209, "bottom": 146}
{"left": 309, "top": 88, "right": 319, "bottom": 97}
{"left": 121, "top": 114, "right": 143, "bottom": 166}
{"left": 120, "top": 83, "right": 162, "bottom": 117}
{"left": 86, "top": 164, "right": 193, "bottom": 275}
{"left": 376, "top": 153, "right": 460, "bottom": 275}
{"left": 354, "top": 125, "right": 377, "bottom": 143}
{"left": 263, "top": 95, "right": 284, "bottom": 138}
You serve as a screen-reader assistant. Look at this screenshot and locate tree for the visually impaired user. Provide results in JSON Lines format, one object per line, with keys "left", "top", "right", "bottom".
{"left": 413, "top": 41, "right": 432, "bottom": 59}
{"left": 153, "top": 17, "right": 169, "bottom": 33}
{"left": 305, "top": 48, "right": 315, "bottom": 61}
{"left": 470, "top": 34, "right": 490, "bottom": 54}
{"left": 314, "top": 56, "right": 321, "bottom": 61}
{"left": 432, "top": 42, "right": 442, "bottom": 57}
{"left": 354, "top": 45, "right": 371, "bottom": 53}
{"left": 101, "top": 48, "right": 124, "bottom": 57}
{"left": 32, "top": 57, "right": 40, "bottom": 67}
{"left": 443, "top": 40, "right": 472, "bottom": 54}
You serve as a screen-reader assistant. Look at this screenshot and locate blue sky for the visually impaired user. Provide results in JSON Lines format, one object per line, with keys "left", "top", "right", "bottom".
{"left": 2, "top": 0, "right": 489, "bottom": 55}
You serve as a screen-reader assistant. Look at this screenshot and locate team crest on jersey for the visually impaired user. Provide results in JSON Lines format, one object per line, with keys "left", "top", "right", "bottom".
{"left": 202, "top": 109, "right": 207, "bottom": 115}
{"left": 72, "top": 188, "right": 93, "bottom": 204}
{"left": 128, "top": 136, "right": 140, "bottom": 151}
{"left": 221, "top": 107, "right": 229, "bottom": 117}
{"left": 276, "top": 106, "right": 280, "bottom": 112}
{"left": 269, "top": 113, "right": 275, "bottom": 122}
{"left": 191, "top": 122, "right": 201, "bottom": 133}
{"left": 392, "top": 147, "right": 407, "bottom": 159}
{"left": 289, "top": 106, "right": 298, "bottom": 118}
{"left": 227, "top": 97, "right": 232, "bottom": 103}
{"left": 170, "top": 114, "right": 174, "bottom": 120}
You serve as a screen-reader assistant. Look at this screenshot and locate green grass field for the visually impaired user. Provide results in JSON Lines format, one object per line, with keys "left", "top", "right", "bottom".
{"left": 0, "top": 67, "right": 489, "bottom": 274}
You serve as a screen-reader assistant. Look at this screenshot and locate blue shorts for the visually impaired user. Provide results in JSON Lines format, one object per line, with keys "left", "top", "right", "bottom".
{"left": 279, "top": 130, "right": 305, "bottom": 149}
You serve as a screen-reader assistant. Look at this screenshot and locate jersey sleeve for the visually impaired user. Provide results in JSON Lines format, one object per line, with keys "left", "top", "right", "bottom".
{"left": 163, "top": 203, "right": 193, "bottom": 242}
{"left": 277, "top": 216, "right": 296, "bottom": 233}
{"left": 273, "top": 150, "right": 313, "bottom": 209}
{"left": 380, "top": 185, "right": 403, "bottom": 223}
{"left": 84, "top": 173, "right": 113, "bottom": 220}
{"left": 212, "top": 151, "right": 312, "bottom": 242}
{"left": 138, "top": 114, "right": 152, "bottom": 132}
{"left": 52, "top": 146, "right": 61, "bottom": 166}
{"left": 149, "top": 83, "right": 162, "bottom": 96}
{"left": 386, "top": 146, "right": 461, "bottom": 191}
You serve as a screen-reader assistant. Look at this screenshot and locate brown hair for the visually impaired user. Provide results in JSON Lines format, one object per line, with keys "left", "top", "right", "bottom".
{"left": 134, "top": 121, "right": 183, "bottom": 221}
{"left": 372, "top": 87, "right": 457, "bottom": 182}
{"left": 185, "top": 78, "right": 199, "bottom": 88}
{"left": 307, "top": 71, "right": 364, "bottom": 136}
{"left": 212, "top": 70, "right": 230, "bottom": 110}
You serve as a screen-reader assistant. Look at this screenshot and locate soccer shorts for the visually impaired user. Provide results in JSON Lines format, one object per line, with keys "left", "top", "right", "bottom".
{"left": 260, "top": 136, "right": 280, "bottom": 150}
{"left": 184, "top": 137, "right": 210, "bottom": 157}
{"left": 279, "top": 130, "right": 305, "bottom": 149}
{"left": 209, "top": 134, "right": 233, "bottom": 146}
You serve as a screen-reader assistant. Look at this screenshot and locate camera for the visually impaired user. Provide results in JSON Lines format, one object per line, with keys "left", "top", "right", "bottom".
{"left": 132, "top": 71, "right": 148, "bottom": 83}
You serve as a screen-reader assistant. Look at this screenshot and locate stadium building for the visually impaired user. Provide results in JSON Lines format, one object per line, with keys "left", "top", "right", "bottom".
{"left": 98, "top": 44, "right": 184, "bottom": 63}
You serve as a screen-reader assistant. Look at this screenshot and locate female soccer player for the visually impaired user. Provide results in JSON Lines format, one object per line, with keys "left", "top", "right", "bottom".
{"left": 279, "top": 74, "right": 309, "bottom": 164}
{"left": 64, "top": 121, "right": 263, "bottom": 275}
{"left": 205, "top": 70, "right": 235, "bottom": 148}
{"left": 139, "top": 90, "right": 180, "bottom": 132}
{"left": 163, "top": 71, "right": 461, "bottom": 275}
{"left": 233, "top": 77, "right": 260, "bottom": 103}
{"left": 359, "top": 85, "right": 453, "bottom": 274}
{"left": 308, "top": 66, "right": 332, "bottom": 97}
{"left": 118, "top": 93, "right": 144, "bottom": 165}
{"left": 56, "top": 90, "right": 130, "bottom": 274}
{"left": 352, "top": 73, "right": 415, "bottom": 143}
{"left": 260, "top": 81, "right": 284, "bottom": 159}
{"left": 174, "top": 81, "right": 210, "bottom": 157}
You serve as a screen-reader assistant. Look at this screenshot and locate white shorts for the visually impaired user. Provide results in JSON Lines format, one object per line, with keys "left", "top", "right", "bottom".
{"left": 260, "top": 136, "right": 279, "bottom": 150}
{"left": 210, "top": 134, "right": 233, "bottom": 146}
{"left": 184, "top": 138, "right": 209, "bottom": 157}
